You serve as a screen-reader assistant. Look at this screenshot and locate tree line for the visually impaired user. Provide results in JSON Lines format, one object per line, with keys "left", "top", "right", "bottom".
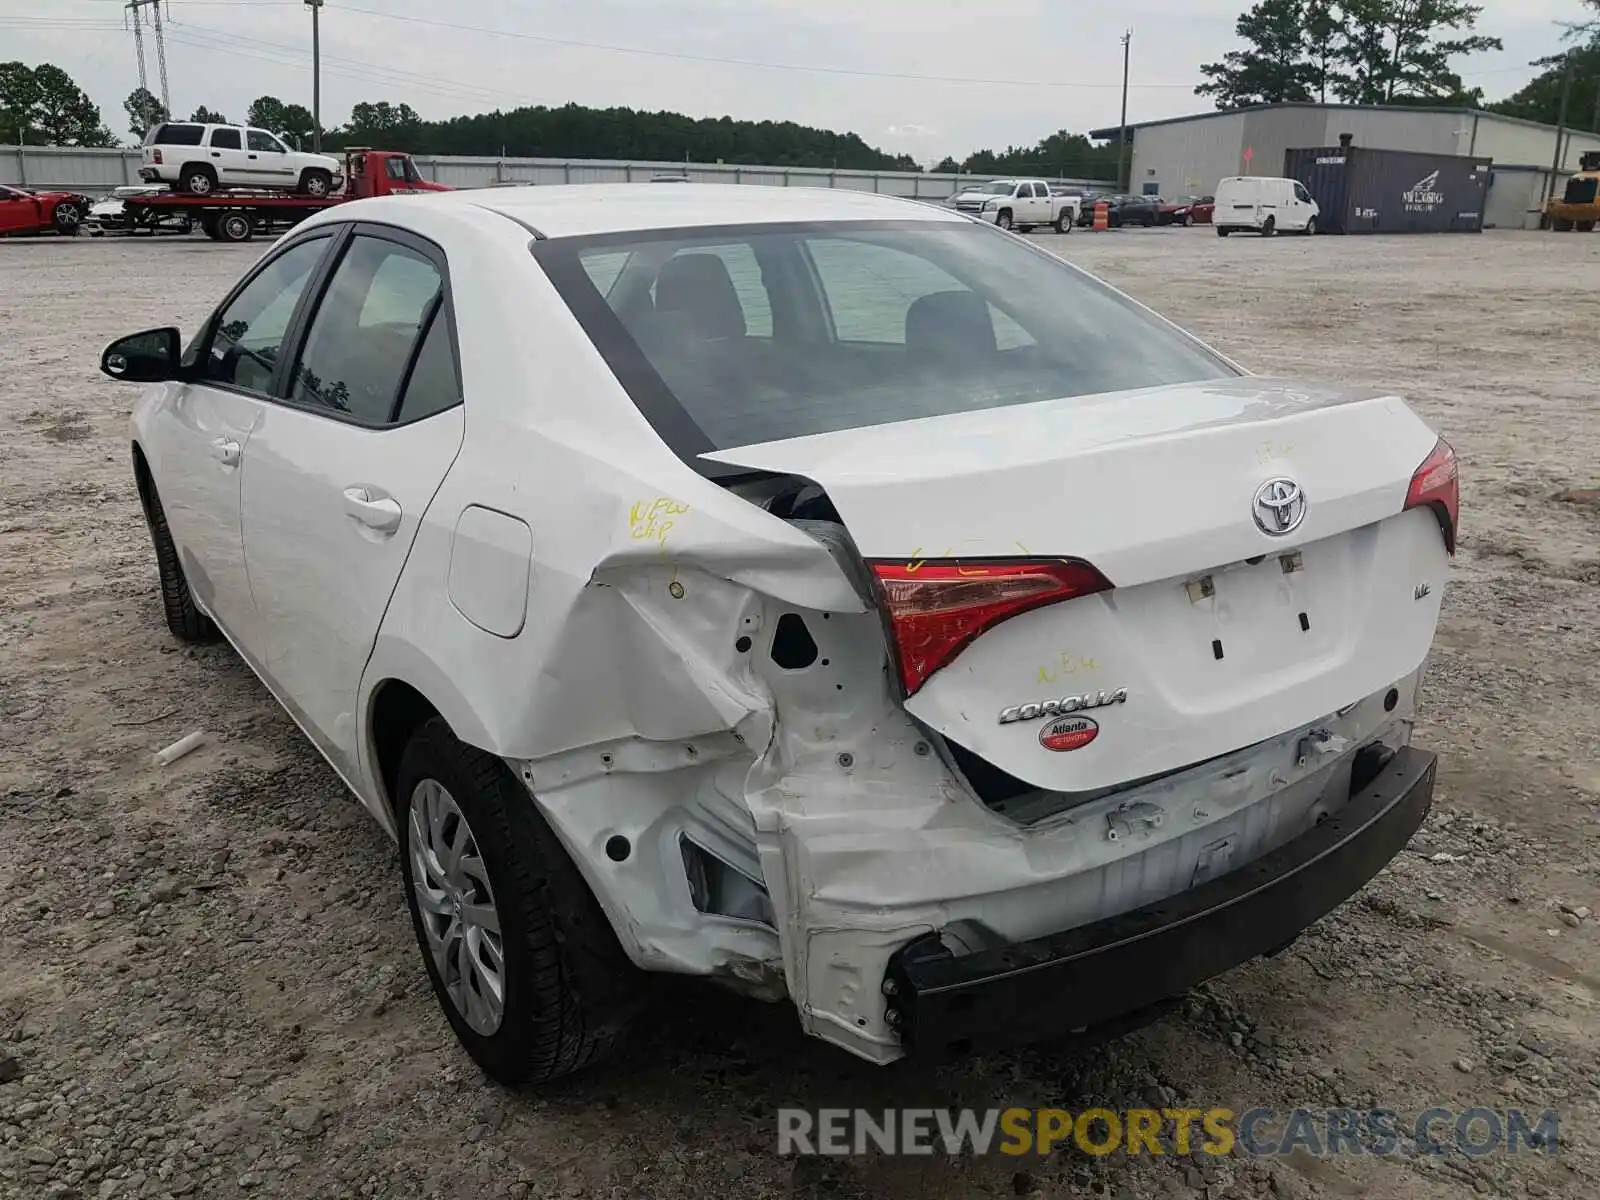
{"left": 4, "top": 62, "right": 1121, "bottom": 178}
{"left": 932, "top": 131, "right": 1122, "bottom": 180}
{"left": 1195, "top": 0, "right": 1600, "bottom": 130}
{"left": 1489, "top": 0, "right": 1600, "bottom": 130}
{"left": 0, "top": 62, "right": 116, "bottom": 146}
{"left": 1195, "top": 0, "right": 1502, "bottom": 108}
{"left": 8, "top": 4, "right": 1598, "bottom": 175}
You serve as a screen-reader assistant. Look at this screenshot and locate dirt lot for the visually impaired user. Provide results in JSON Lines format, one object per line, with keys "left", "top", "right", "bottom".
{"left": 1, "top": 226, "right": 1598, "bottom": 1200}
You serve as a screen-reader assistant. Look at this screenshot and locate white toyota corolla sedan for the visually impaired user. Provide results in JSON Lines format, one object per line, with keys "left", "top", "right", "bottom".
{"left": 100, "top": 184, "right": 1457, "bottom": 1083}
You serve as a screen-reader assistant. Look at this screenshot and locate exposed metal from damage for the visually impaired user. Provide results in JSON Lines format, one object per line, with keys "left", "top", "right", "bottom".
{"left": 503, "top": 497, "right": 1427, "bottom": 1064}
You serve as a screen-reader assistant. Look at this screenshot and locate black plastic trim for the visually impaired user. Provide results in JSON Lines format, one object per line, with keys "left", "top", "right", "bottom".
{"left": 885, "top": 745, "right": 1437, "bottom": 1054}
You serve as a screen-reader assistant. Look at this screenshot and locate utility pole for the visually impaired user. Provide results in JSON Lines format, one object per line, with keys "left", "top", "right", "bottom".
{"left": 150, "top": 0, "right": 170, "bottom": 117}
{"left": 1545, "top": 51, "right": 1575, "bottom": 205}
{"left": 128, "top": 2, "right": 148, "bottom": 96}
{"left": 305, "top": 0, "right": 325, "bottom": 151}
{"left": 126, "top": 1, "right": 170, "bottom": 116}
{"left": 1116, "top": 29, "right": 1132, "bottom": 192}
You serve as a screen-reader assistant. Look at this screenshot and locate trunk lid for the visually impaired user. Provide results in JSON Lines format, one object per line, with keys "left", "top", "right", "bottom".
{"left": 704, "top": 377, "right": 1450, "bottom": 795}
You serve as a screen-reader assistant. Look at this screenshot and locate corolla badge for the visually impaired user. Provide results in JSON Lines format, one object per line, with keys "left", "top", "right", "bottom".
{"left": 1253, "top": 477, "right": 1307, "bottom": 536}
{"left": 999, "top": 688, "right": 1127, "bottom": 725}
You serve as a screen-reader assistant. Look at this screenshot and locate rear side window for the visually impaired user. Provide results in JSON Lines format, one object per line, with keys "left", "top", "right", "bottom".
{"left": 288, "top": 235, "right": 444, "bottom": 423}
{"left": 394, "top": 311, "right": 462, "bottom": 423}
{"left": 209, "top": 128, "right": 241, "bottom": 150}
{"left": 537, "top": 221, "right": 1234, "bottom": 461}
{"left": 149, "top": 124, "right": 204, "bottom": 146}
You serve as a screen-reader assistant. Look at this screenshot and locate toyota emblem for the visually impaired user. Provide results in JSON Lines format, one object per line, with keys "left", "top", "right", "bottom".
{"left": 1252, "top": 478, "right": 1306, "bottom": 536}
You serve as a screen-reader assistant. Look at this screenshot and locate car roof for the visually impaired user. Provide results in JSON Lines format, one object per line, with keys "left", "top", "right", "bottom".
{"left": 377, "top": 183, "right": 969, "bottom": 239}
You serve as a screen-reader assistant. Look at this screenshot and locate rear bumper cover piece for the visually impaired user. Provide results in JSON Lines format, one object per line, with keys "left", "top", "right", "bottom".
{"left": 884, "top": 745, "right": 1437, "bottom": 1053}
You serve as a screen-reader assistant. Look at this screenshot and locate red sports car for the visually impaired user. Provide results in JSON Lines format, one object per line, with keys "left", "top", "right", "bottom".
{"left": 0, "top": 184, "right": 90, "bottom": 237}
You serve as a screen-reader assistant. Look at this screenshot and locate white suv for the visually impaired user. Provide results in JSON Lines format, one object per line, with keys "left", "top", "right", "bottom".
{"left": 140, "top": 122, "right": 343, "bottom": 197}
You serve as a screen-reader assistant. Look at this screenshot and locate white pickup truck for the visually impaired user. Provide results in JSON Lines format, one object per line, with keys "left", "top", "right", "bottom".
{"left": 950, "top": 178, "right": 1081, "bottom": 233}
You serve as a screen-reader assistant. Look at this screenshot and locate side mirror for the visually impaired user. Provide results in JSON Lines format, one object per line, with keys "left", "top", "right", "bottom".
{"left": 101, "top": 327, "right": 182, "bottom": 383}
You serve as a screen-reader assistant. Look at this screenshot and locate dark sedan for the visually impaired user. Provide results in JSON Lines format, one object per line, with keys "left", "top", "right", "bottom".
{"left": 1076, "top": 193, "right": 1162, "bottom": 228}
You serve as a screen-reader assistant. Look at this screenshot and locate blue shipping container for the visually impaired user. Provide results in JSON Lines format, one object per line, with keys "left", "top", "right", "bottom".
{"left": 1284, "top": 145, "right": 1492, "bottom": 234}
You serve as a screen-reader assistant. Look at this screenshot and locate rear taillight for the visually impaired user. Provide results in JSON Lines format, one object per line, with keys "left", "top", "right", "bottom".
{"left": 1403, "top": 438, "right": 1459, "bottom": 555}
{"left": 151, "top": 148, "right": 163, "bottom": 164}
{"left": 869, "top": 559, "right": 1113, "bottom": 696}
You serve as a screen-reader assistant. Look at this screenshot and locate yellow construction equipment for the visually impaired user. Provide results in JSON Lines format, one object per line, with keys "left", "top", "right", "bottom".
{"left": 1547, "top": 151, "right": 1600, "bottom": 232}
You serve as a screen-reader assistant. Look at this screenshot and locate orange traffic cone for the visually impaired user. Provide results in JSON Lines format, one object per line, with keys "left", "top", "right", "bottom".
{"left": 1093, "top": 201, "right": 1110, "bottom": 231}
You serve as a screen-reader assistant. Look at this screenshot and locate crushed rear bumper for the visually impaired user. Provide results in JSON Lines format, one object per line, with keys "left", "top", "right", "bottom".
{"left": 884, "top": 745, "right": 1436, "bottom": 1054}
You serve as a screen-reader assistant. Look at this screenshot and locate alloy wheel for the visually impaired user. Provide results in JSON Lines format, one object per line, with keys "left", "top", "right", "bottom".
{"left": 408, "top": 778, "right": 506, "bottom": 1036}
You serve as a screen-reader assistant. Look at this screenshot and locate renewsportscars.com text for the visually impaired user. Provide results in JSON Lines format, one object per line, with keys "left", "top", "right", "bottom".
{"left": 777, "top": 1107, "right": 1560, "bottom": 1158}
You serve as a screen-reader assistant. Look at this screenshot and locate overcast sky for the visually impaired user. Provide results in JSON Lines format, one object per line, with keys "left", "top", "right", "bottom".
{"left": 5, "top": 0, "right": 1588, "bottom": 161}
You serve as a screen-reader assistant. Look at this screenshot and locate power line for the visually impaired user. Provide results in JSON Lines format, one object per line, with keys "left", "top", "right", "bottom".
{"left": 10, "top": 9, "right": 1542, "bottom": 92}
{"left": 0, "top": 17, "right": 128, "bottom": 28}
{"left": 164, "top": 24, "right": 527, "bottom": 108}
{"left": 328, "top": 4, "right": 1203, "bottom": 90}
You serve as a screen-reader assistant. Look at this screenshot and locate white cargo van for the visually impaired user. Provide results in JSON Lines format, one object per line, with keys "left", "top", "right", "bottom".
{"left": 1214, "top": 176, "right": 1319, "bottom": 237}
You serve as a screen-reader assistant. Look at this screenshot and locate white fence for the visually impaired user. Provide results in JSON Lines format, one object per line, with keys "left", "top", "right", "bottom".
{"left": 1, "top": 144, "right": 1107, "bottom": 199}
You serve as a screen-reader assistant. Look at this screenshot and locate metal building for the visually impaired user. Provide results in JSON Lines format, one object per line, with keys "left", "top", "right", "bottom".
{"left": 1090, "top": 103, "right": 1600, "bottom": 229}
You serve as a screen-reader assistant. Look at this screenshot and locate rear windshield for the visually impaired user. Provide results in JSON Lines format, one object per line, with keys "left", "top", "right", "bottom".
{"left": 535, "top": 220, "right": 1235, "bottom": 468}
{"left": 147, "top": 124, "right": 204, "bottom": 146}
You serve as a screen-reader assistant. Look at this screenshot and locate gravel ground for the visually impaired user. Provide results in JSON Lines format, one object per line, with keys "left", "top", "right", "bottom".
{"left": 1, "top": 226, "right": 1597, "bottom": 1200}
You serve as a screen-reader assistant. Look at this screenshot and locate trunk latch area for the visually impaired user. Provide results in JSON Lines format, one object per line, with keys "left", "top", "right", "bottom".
{"left": 1296, "top": 727, "right": 1351, "bottom": 768}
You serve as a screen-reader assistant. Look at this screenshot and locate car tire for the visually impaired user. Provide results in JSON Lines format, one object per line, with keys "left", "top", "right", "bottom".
{"left": 298, "top": 169, "right": 334, "bottom": 198}
{"left": 996, "top": 210, "right": 1013, "bottom": 231}
{"left": 397, "top": 717, "right": 643, "bottom": 1086}
{"left": 1217, "top": 226, "right": 1231, "bottom": 237}
{"left": 137, "top": 472, "right": 219, "bottom": 644}
{"left": 179, "top": 165, "right": 218, "bottom": 196}
{"left": 1579, "top": 220, "right": 1597, "bottom": 233}
{"left": 1303, "top": 216, "right": 1317, "bottom": 236}
{"left": 1552, "top": 218, "right": 1574, "bottom": 232}
{"left": 52, "top": 203, "right": 83, "bottom": 235}
{"left": 1182, "top": 213, "right": 1193, "bottom": 227}
{"left": 1056, "top": 213, "right": 1073, "bottom": 234}
{"left": 215, "top": 213, "right": 254, "bottom": 243}
{"left": 1261, "top": 216, "right": 1276, "bottom": 237}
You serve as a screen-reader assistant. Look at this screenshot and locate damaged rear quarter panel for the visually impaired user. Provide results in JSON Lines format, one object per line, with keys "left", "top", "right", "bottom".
{"left": 355, "top": 230, "right": 908, "bottom": 1006}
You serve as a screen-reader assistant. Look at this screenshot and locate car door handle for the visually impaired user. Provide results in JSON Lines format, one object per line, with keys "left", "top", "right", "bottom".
{"left": 248, "top": 154, "right": 258, "bottom": 160}
{"left": 209, "top": 437, "right": 240, "bottom": 466}
{"left": 210, "top": 151, "right": 221, "bottom": 158}
{"left": 343, "top": 487, "right": 402, "bottom": 534}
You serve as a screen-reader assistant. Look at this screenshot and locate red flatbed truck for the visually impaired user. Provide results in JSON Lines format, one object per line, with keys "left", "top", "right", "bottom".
{"left": 120, "top": 148, "right": 452, "bottom": 243}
